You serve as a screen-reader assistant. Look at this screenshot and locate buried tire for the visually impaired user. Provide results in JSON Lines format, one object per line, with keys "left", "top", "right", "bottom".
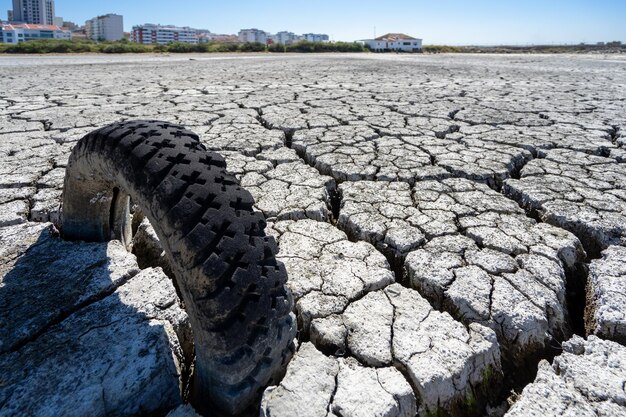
{"left": 61, "top": 120, "right": 296, "bottom": 415}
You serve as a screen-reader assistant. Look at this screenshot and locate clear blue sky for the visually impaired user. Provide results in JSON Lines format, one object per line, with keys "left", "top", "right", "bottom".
{"left": 3, "top": 0, "right": 625, "bottom": 45}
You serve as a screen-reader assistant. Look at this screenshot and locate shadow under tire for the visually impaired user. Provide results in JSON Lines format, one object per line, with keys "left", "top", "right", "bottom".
{"left": 61, "top": 120, "right": 296, "bottom": 415}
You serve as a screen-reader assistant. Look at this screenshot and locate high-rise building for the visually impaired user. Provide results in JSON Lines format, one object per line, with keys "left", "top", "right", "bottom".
{"left": 7, "top": 10, "right": 13, "bottom": 21}
{"left": 132, "top": 24, "right": 198, "bottom": 45}
{"left": 11, "top": 0, "right": 55, "bottom": 25}
{"left": 85, "top": 14, "right": 123, "bottom": 41}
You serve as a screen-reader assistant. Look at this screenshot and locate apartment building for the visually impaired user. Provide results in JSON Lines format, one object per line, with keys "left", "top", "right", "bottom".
{"left": 198, "top": 31, "right": 238, "bottom": 43}
{"left": 238, "top": 28, "right": 267, "bottom": 44}
{"left": 0, "top": 22, "right": 70, "bottom": 43}
{"left": 302, "top": 33, "right": 330, "bottom": 43}
{"left": 274, "top": 31, "right": 297, "bottom": 45}
{"left": 11, "top": 0, "right": 55, "bottom": 25}
{"left": 85, "top": 14, "right": 123, "bottom": 41}
{"left": 238, "top": 29, "right": 330, "bottom": 44}
{"left": 132, "top": 23, "right": 198, "bottom": 44}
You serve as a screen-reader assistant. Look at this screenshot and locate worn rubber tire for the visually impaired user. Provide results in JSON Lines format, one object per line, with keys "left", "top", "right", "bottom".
{"left": 61, "top": 120, "right": 296, "bottom": 415}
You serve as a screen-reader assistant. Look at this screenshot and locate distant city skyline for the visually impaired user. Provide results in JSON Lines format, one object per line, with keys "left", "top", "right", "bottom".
{"left": 2, "top": 0, "right": 626, "bottom": 45}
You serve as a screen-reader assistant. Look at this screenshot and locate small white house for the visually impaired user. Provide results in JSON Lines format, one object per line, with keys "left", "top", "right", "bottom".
{"left": 362, "top": 33, "right": 422, "bottom": 52}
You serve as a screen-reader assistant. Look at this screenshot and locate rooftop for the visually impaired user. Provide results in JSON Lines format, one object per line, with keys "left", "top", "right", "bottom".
{"left": 1, "top": 23, "right": 65, "bottom": 31}
{"left": 375, "top": 33, "right": 420, "bottom": 41}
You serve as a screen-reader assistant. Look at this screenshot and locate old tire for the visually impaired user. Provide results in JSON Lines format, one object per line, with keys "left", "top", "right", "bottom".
{"left": 61, "top": 120, "right": 296, "bottom": 415}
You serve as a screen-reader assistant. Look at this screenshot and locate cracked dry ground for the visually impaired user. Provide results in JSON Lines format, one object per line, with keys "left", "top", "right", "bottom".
{"left": 1, "top": 53, "right": 626, "bottom": 417}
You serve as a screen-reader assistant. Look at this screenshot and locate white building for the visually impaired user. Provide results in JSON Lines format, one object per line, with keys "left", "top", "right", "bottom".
{"left": 238, "top": 29, "right": 329, "bottom": 45}
{"left": 274, "top": 31, "right": 297, "bottom": 45}
{"left": 197, "top": 30, "right": 238, "bottom": 43}
{"left": 302, "top": 33, "right": 329, "bottom": 43}
{"left": 362, "top": 33, "right": 422, "bottom": 52}
{"left": 238, "top": 28, "right": 267, "bottom": 44}
{"left": 132, "top": 24, "right": 197, "bottom": 45}
{"left": 0, "top": 22, "right": 70, "bottom": 43}
{"left": 202, "top": 33, "right": 238, "bottom": 43}
{"left": 11, "top": 0, "right": 55, "bottom": 25}
{"left": 85, "top": 14, "right": 123, "bottom": 41}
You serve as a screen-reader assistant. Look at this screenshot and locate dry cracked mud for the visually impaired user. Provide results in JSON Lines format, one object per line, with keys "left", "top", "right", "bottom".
{"left": 1, "top": 53, "right": 625, "bottom": 417}
{"left": 505, "top": 335, "right": 626, "bottom": 417}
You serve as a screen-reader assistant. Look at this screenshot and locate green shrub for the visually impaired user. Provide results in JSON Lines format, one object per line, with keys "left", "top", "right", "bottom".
{"left": 285, "top": 41, "right": 366, "bottom": 53}
{"left": 238, "top": 42, "right": 266, "bottom": 52}
{"left": 328, "top": 41, "right": 366, "bottom": 52}
{"left": 0, "top": 38, "right": 367, "bottom": 54}
{"left": 207, "top": 42, "right": 239, "bottom": 52}
{"left": 0, "top": 39, "right": 154, "bottom": 54}
{"left": 0, "top": 39, "right": 98, "bottom": 53}
{"left": 422, "top": 45, "right": 464, "bottom": 53}
{"left": 165, "top": 42, "right": 208, "bottom": 53}
{"left": 99, "top": 42, "right": 152, "bottom": 53}
{"left": 285, "top": 40, "right": 314, "bottom": 52}
{"left": 267, "top": 43, "right": 286, "bottom": 53}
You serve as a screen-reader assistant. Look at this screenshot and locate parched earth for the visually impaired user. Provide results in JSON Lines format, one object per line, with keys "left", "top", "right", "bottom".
{"left": 1, "top": 53, "right": 625, "bottom": 417}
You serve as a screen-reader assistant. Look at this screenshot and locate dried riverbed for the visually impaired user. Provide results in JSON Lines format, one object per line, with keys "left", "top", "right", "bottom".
{"left": 1, "top": 53, "right": 625, "bottom": 417}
